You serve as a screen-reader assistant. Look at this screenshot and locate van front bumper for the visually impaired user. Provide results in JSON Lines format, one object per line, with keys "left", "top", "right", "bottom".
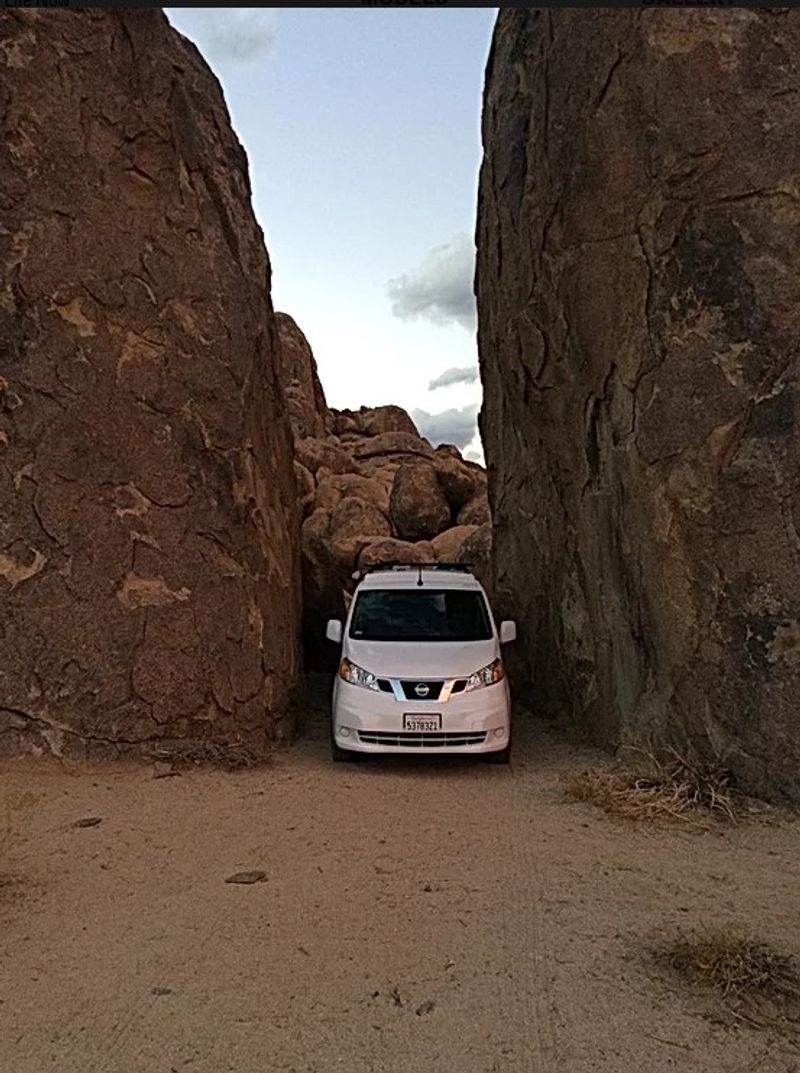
{"left": 332, "top": 679, "right": 511, "bottom": 755}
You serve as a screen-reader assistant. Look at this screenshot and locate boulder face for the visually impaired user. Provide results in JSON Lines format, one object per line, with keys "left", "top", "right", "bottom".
{"left": 476, "top": 10, "right": 800, "bottom": 799}
{"left": 343, "top": 404, "right": 418, "bottom": 438}
{"left": 277, "top": 313, "right": 492, "bottom": 662}
{"left": 431, "top": 525, "right": 478, "bottom": 564}
{"left": 433, "top": 451, "right": 485, "bottom": 511}
{"left": 358, "top": 538, "right": 434, "bottom": 570}
{"left": 457, "top": 493, "right": 491, "bottom": 529}
{"left": 457, "top": 523, "right": 493, "bottom": 599}
{"left": 389, "top": 462, "right": 452, "bottom": 542}
{"left": 0, "top": 10, "right": 301, "bottom": 756}
{"left": 275, "top": 313, "right": 331, "bottom": 441}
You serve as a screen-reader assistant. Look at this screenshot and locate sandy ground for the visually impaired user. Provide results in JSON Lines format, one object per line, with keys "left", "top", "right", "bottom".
{"left": 2, "top": 680, "right": 800, "bottom": 1073}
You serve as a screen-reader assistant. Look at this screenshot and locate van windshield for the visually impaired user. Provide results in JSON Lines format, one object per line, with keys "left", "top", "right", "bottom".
{"left": 349, "top": 589, "right": 493, "bottom": 643}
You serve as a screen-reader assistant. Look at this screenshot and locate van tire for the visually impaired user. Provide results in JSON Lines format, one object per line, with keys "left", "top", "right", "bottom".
{"left": 484, "top": 743, "right": 511, "bottom": 765}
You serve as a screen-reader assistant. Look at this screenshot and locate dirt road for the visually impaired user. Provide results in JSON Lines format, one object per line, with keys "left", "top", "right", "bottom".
{"left": 2, "top": 685, "right": 800, "bottom": 1073}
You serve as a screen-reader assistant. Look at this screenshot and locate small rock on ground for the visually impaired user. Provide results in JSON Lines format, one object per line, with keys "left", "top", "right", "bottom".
{"left": 225, "top": 871, "right": 267, "bottom": 885}
{"left": 152, "top": 761, "right": 180, "bottom": 779}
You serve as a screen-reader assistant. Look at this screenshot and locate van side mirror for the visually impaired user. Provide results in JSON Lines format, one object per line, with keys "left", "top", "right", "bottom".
{"left": 326, "top": 619, "right": 343, "bottom": 644}
{"left": 499, "top": 620, "right": 517, "bottom": 644}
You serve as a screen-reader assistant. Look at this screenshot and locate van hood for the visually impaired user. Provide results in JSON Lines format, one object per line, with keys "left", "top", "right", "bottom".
{"left": 343, "top": 638, "right": 499, "bottom": 679}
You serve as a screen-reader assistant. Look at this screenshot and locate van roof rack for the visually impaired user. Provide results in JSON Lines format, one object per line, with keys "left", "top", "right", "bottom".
{"left": 352, "top": 561, "right": 474, "bottom": 581}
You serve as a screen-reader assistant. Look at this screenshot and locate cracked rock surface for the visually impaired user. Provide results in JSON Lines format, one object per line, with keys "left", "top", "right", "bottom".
{"left": 476, "top": 10, "right": 800, "bottom": 799}
{"left": 0, "top": 10, "right": 301, "bottom": 757}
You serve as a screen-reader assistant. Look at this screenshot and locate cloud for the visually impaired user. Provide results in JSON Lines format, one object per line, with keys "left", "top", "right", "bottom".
{"left": 428, "top": 365, "right": 479, "bottom": 391}
{"left": 167, "top": 9, "right": 275, "bottom": 66}
{"left": 411, "top": 404, "right": 479, "bottom": 451}
{"left": 387, "top": 233, "right": 476, "bottom": 331}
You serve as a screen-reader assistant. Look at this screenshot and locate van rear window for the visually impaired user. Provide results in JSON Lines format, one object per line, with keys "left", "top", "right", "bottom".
{"left": 349, "top": 589, "right": 493, "bottom": 643}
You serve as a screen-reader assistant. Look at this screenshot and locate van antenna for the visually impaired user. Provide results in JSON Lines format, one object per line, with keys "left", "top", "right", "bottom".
{"left": 417, "top": 564, "right": 423, "bottom": 587}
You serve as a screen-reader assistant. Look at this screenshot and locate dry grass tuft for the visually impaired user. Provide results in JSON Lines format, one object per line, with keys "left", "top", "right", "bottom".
{"left": 662, "top": 927, "right": 800, "bottom": 1002}
{"left": 657, "top": 925, "right": 800, "bottom": 1037}
{"left": 564, "top": 750, "right": 737, "bottom": 825}
{"left": 151, "top": 741, "right": 267, "bottom": 772}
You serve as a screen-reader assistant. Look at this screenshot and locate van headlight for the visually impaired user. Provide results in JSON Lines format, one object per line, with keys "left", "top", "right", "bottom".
{"left": 339, "top": 658, "right": 381, "bottom": 691}
{"left": 463, "top": 658, "right": 505, "bottom": 692}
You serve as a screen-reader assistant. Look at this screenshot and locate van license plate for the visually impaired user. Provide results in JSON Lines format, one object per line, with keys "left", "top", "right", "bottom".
{"left": 404, "top": 714, "right": 442, "bottom": 732}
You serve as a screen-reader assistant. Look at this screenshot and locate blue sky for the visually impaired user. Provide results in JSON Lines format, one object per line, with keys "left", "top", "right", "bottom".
{"left": 166, "top": 7, "right": 496, "bottom": 460}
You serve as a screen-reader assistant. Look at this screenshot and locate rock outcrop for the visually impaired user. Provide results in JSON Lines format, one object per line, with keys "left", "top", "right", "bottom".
{"left": 275, "top": 312, "right": 331, "bottom": 441}
{"left": 275, "top": 316, "right": 490, "bottom": 660}
{"left": 476, "top": 10, "right": 800, "bottom": 799}
{"left": 0, "top": 10, "right": 301, "bottom": 756}
{"left": 390, "top": 462, "right": 452, "bottom": 542}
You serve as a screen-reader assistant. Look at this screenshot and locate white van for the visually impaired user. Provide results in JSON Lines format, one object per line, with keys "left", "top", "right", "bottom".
{"left": 325, "top": 563, "right": 516, "bottom": 763}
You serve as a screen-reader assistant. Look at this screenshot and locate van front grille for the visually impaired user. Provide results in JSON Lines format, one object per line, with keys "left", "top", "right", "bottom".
{"left": 358, "top": 730, "right": 487, "bottom": 748}
{"left": 400, "top": 680, "right": 444, "bottom": 701}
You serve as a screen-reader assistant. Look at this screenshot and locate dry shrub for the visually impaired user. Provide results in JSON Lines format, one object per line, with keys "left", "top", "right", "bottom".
{"left": 658, "top": 926, "right": 800, "bottom": 1035}
{"left": 151, "top": 741, "right": 266, "bottom": 772}
{"left": 565, "top": 751, "right": 737, "bottom": 825}
{"left": 664, "top": 927, "right": 800, "bottom": 1000}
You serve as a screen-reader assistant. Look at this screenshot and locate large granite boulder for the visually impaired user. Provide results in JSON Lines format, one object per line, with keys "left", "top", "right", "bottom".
{"left": 389, "top": 462, "right": 452, "bottom": 542}
{"left": 295, "top": 437, "right": 353, "bottom": 477}
{"left": 300, "top": 509, "right": 341, "bottom": 609}
{"left": 432, "top": 525, "right": 479, "bottom": 564}
{"left": 351, "top": 431, "right": 434, "bottom": 464}
{"left": 315, "top": 472, "right": 390, "bottom": 516}
{"left": 432, "top": 446, "right": 487, "bottom": 512}
{"left": 476, "top": 9, "right": 800, "bottom": 799}
{"left": 275, "top": 313, "right": 332, "bottom": 440}
{"left": 347, "top": 404, "right": 419, "bottom": 438}
{"left": 329, "top": 496, "right": 392, "bottom": 571}
{"left": 294, "top": 461, "right": 316, "bottom": 518}
{"left": 457, "top": 524, "right": 493, "bottom": 599}
{"left": 0, "top": 10, "right": 301, "bottom": 756}
{"left": 457, "top": 493, "right": 491, "bottom": 529}
{"left": 358, "top": 538, "right": 435, "bottom": 570}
